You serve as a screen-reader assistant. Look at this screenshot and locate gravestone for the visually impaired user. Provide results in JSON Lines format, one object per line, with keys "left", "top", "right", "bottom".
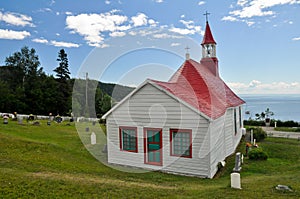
{"left": 91, "top": 132, "right": 96, "bottom": 145}
{"left": 18, "top": 117, "right": 23, "bottom": 125}
{"left": 3, "top": 117, "right": 8, "bottom": 124}
{"left": 102, "top": 144, "right": 107, "bottom": 153}
{"left": 233, "top": 152, "right": 242, "bottom": 172}
{"left": 231, "top": 173, "right": 241, "bottom": 189}
{"left": 250, "top": 129, "right": 254, "bottom": 144}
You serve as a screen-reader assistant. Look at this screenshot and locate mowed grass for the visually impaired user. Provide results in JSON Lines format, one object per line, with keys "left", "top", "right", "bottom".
{"left": 1, "top": 120, "right": 300, "bottom": 198}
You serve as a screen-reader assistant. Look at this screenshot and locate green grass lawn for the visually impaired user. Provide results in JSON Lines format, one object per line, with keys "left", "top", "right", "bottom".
{"left": 1, "top": 120, "right": 300, "bottom": 198}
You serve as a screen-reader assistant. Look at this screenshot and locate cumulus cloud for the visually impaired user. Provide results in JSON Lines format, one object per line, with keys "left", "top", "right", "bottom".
{"left": 155, "top": 0, "right": 164, "bottom": 3}
{"left": 0, "top": 11, "right": 34, "bottom": 27}
{"left": 222, "top": 16, "right": 239, "bottom": 22}
{"left": 152, "top": 33, "right": 183, "bottom": 39}
{"left": 66, "top": 11, "right": 130, "bottom": 47}
{"left": 292, "top": 37, "right": 300, "bottom": 41}
{"left": 131, "top": 13, "right": 148, "bottom": 27}
{"left": 171, "top": 43, "right": 181, "bottom": 47}
{"left": 0, "top": 29, "right": 30, "bottom": 40}
{"left": 109, "top": 31, "right": 126, "bottom": 37}
{"left": 223, "top": 0, "right": 300, "bottom": 26}
{"left": 32, "top": 38, "right": 49, "bottom": 44}
{"left": 148, "top": 19, "right": 159, "bottom": 27}
{"left": 50, "top": 40, "right": 80, "bottom": 48}
{"left": 198, "top": 1, "right": 206, "bottom": 6}
{"left": 169, "top": 19, "right": 203, "bottom": 35}
{"left": 228, "top": 80, "right": 300, "bottom": 94}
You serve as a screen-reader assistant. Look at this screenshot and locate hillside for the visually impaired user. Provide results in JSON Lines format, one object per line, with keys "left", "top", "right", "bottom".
{"left": 1, "top": 120, "right": 300, "bottom": 198}
{"left": 98, "top": 81, "right": 134, "bottom": 102}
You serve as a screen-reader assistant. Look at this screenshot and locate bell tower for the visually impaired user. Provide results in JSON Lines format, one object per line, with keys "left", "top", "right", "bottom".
{"left": 200, "top": 12, "right": 219, "bottom": 76}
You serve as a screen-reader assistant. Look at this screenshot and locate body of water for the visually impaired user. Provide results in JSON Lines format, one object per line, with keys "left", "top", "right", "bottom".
{"left": 240, "top": 94, "right": 300, "bottom": 122}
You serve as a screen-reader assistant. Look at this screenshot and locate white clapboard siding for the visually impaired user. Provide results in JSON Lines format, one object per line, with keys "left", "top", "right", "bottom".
{"left": 106, "top": 83, "right": 211, "bottom": 177}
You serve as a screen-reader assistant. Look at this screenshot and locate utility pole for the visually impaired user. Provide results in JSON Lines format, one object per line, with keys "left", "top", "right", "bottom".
{"left": 85, "top": 72, "right": 88, "bottom": 117}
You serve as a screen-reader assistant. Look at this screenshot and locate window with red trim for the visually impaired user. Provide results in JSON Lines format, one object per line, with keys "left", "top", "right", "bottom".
{"left": 170, "top": 129, "right": 192, "bottom": 158}
{"left": 119, "top": 126, "right": 137, "bottom": 153}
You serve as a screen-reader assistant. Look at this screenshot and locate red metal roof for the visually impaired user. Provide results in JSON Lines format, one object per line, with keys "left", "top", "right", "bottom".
{"left": 201, "top": 21, "right": 216, "bottom": 45}
{"left": 151, "top": 59, "right": 245, "bottom": 119}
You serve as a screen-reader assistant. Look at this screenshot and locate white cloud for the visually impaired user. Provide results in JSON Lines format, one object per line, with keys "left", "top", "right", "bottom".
{"left": 105, "top": 0, "right": 111, "bottom": 4}
{"left": 0, "top": 11, "right": 34, "bottom": 27}
{"left": 66, "top": 11, "right": 130, "bottom": 46}
{"left": 131, "top": 13, "right": 148, "bottom": 27}
{"left": 228, "top": 80, "right": 300, "bottom": 94}
{"left": 169, "top": 27, "right": 196, "bottom": 35}
{"left": 222, "top": 16, "right": 239, "bottom": 22}
{"left": 152, "top": 33, "right": 183, "bottom": 39}
{"left": 155, "top": 0, "right": 164, "bottom": 3}
{"left": 0, "top": 29, "right": 30, "bottom": 40}
{"left": 148, "top": 19, "right": 159, "bottom": 27}
{"left": 109, "top": 31, "right": 126, "bottom": 37}
{"left": 237, "top": 0, "right": 248, "bottom": 6}
{"left": 50, "top": 40, "right": 80, "bottom": 48}
{"left": 223, "top": 0, "right": 300, "bottom": 26}
{"left": 65, "top": 11, "right": 73, "bottom": 15}
{"left": 169, "top": 19, "right": 203, "bottom": 35}
{"left": 32, "top": 38, "right": 48, "bottom": 44}
{"left": 198, "top": 1, "right": 206, "bottom": 6}
{"left": 249, "top": 79, "right": 262, "bottom": 87}
{"left": 181, "top": 15, "right": 185, "bottom": 18}
{"left": 292, "top": 37, "right": 300, "bottom": 41}
{"left": 171, "top": 43, "right": 181, "bottom": 47}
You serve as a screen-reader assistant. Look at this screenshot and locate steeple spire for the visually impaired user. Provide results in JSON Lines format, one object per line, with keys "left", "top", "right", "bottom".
{"left": 200, "top": 14, "right": 219, "bottom": 77}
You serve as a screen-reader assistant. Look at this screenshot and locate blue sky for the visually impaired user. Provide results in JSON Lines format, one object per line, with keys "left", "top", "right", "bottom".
{"left": 1, "top": 0, "right": 300, "bottom": 94}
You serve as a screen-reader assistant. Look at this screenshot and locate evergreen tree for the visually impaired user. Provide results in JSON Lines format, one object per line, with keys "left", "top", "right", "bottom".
{"left": 53, "top": 49, "right": 71, "bottom": 115}
{"left": 53, "top": 49, "right": 70, "bottom": 80}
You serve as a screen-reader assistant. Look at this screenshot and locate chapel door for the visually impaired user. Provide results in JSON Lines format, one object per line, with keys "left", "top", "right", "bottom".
{"left": 144, "top": 128, "right": 162, "bottom": 166}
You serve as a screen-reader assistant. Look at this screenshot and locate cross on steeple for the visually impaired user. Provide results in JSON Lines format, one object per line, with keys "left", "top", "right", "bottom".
{"left": 185, "top": 46, "right": 190, "bottom": 60}
{"left": 204, "top": 11, "right": 210, "bottom": 22}
{"left": 185, "top": 46, "right": 190, "bottom": 53}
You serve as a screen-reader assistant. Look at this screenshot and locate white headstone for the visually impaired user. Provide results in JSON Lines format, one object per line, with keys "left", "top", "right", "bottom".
{"left": 231, "top": 173, "right": 241, "bottom": 189}
{"left": 91, "top": 132, "right": 96, "bottom": 145}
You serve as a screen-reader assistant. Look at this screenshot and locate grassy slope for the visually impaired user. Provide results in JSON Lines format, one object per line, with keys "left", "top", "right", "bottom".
{"left": 1, "top": 120, "right": 300, "bottom": 198}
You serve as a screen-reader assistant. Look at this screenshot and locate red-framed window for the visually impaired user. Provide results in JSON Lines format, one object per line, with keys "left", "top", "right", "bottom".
{"left": 119, "top": 126, "right": 138, "bottom": 153}
{"left": 170, "top": 129, "right": 192, "bottom": 158}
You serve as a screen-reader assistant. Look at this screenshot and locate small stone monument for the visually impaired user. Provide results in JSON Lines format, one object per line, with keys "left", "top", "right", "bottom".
{"left": 102, "top": 144, "right": 107, "bottom": 153}
{"left": 18, "top": 117, "right": 23, "bottom": 125}
{"left": 250, "top": 129, "right": 254, "bottom": 144}
{"left": 91, "top": 132, "right": 96, "bottom": 145}
{"left": 233, "top": 152, "right": 242, "bottom": 172}
{"left": 3, "top": 116, "right": 8, "bottom": 124}
{"left": 231, "top": 173, "right": 241, "bottom": 189}
{"left": 231, "top": 152, "right": 242, "bottom": 189}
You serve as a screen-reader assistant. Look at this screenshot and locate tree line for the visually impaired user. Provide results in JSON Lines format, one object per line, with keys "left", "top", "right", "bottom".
{"left": 0, "top": 46, "right": 112, "bottom": 117}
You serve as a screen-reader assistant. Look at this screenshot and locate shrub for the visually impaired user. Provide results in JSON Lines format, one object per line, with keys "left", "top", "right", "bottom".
{"left": 246, "top": 127, "right": 267, "bottom": 142}
{"left": 272, "top": 120, "right": 299, "bottom": 127}
{"left": 248, "top": 147, "right": 268, "bottom": 160}
{"left": 244, "top": 120, "right": 265, "bottom": 126}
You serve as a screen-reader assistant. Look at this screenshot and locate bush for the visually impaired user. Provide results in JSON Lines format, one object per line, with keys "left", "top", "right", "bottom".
{"left": 244, "top": 120, "right": 265, "bottom": 126}
{"left": 248, "top": 147, "right": 268, "bottom": 160}
{"left": 246, "top": 127, "right": 267, "bottom": 142}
